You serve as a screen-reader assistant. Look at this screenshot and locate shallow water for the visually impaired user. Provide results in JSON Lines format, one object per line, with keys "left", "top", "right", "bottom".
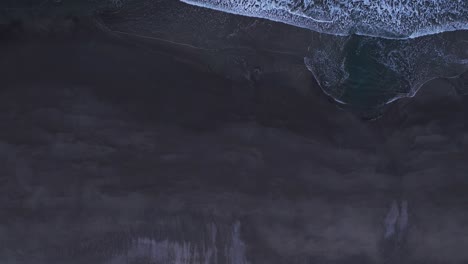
{"left": 306, "top": 31, "right": 468, "bottom": 111}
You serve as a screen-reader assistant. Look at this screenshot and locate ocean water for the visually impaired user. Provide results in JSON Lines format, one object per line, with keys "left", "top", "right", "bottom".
{"left": 180, "top": 0, "right": 468, "bottom": 112}
{"left": 179, "top": 0, "right": 468, "bottom": 39}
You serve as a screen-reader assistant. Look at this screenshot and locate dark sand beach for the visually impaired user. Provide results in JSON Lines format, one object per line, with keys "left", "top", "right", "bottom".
{"left": 0, "top": 1, "right": 467, "bottom": 263}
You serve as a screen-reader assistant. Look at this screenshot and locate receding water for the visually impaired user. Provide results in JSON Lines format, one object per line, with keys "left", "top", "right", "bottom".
{"left": 305, "top": 31, "right": 468, "bottom": 112}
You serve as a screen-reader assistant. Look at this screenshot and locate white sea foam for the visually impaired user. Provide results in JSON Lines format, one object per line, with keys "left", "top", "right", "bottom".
{"left": 180, "top": 0, "right": 468, "bottom": 39}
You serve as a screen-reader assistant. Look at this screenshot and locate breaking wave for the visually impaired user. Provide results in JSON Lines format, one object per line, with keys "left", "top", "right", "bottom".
{"left": 180, "top": 0, "right": 468, "bottom": 39}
